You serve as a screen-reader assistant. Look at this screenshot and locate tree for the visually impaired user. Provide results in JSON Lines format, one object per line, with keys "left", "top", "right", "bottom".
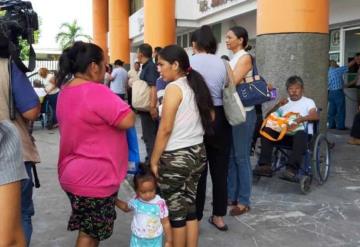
{"left": 19, "top": 30, "right": 39, "bottom": 61}
{"left": 55, "top": 20, "right": 91, "bottom": 49}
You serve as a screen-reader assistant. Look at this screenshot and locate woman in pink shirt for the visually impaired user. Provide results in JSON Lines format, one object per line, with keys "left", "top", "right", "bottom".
{"left": 56, "top": 41, "right": 135, "bottom": 246}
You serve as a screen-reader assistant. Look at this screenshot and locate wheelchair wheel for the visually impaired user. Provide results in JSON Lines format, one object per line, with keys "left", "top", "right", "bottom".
{"left": 312, "top": 134, "right": 330, "bottom": 184}
{"left": 300, "top": 175, "right": 312, "bottom": 194}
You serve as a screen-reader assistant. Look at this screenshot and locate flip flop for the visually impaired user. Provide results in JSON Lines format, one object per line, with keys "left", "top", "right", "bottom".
{"left": 208, "top": 216, "right": 228, "bottom": 231}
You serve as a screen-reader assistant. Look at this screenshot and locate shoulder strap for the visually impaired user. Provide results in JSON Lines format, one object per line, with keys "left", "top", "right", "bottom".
{"left": 222, "top": 59, "right": 235, "bottom": 87}
{"left": 249, "top": 55, "right": 259, "bottom": 77}
{"left": 9, "top": 41, "right": 36, "bottom": 73}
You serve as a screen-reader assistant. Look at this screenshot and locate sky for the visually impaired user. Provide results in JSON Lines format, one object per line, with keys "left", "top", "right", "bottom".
{"left": 29, "top": 0, "right": 93, "bottom": 50}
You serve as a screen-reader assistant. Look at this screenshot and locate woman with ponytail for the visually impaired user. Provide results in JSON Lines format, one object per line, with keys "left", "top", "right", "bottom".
{"left": 225, "top": 26, "right": 256, "bottom": 216}
{"left": 190, "top": 25, "right": 231, "bottom": 231}
{"left": 56, "top": 41, "right": 135, "bottom": 246}
{"left": 150, "top": 45, "right": 213, "bottom": 247}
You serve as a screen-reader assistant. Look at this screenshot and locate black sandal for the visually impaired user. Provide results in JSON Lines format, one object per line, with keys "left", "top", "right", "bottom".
{"left": 208, "top": 216, "right": 228, "bottom": 231}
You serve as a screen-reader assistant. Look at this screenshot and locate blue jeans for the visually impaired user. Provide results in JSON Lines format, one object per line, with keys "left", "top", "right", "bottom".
{"left": 22, "top": 162, "right": 35, "bottom": 246}
{"left": 228, "top": 109, "right": 256, "bottom": 206}
{"left": 328, "top": 89, "right": 345, "bottom": 129}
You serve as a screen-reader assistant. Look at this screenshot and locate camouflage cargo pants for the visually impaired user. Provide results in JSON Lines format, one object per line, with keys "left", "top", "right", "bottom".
{"left": 158, "top": 143, "right": 207, "bottom": 227}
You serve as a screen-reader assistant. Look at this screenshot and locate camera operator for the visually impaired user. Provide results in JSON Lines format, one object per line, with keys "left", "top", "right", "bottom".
{"left": 0, "top": 58, "right": 41, "bottom": 246}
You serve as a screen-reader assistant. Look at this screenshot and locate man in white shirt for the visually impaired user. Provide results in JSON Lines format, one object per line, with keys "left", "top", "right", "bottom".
{"left": 127, "top": 61, "right": 140, "bottom": 107}
{"left": 253, "top": 76, "right": 319, "bottom": 181}
{"left": 110, "top": 59, "right": 128, "bottom": 100}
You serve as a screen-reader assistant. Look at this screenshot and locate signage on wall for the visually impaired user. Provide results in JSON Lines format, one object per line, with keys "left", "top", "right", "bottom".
{"left": 198, "top": 0, "right": 238, "bottom": 12}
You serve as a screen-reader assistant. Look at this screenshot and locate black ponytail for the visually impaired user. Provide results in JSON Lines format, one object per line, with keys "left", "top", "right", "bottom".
{"left": 56, "top": 41, "right": 104, "bottom": 87}
{"left": 159, "top": 45, "right": 214, "bottom": 135}
{"left": 186, "top": 70, "right": 214, "bottom": 135}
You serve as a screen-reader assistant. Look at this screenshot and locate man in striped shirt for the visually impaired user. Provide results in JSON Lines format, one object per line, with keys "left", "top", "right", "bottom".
{"left": 0, "top": 120, "right": 28, "bottom": 246}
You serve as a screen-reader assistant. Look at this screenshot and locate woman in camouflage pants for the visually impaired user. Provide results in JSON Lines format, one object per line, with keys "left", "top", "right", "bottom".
{"left": 151, "top": 45, "right": 214, "bottom": 247}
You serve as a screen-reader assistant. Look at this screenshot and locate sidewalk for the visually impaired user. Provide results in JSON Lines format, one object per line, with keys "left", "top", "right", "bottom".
{"left": 30, "top": 119, "right": 360, "bottom": 247}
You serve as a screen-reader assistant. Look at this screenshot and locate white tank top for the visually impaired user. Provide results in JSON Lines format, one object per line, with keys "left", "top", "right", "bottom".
{"left": 229, "top": 49, "right": 254, "bottom": 112}
{"left": 162, "top": 77, "right": 204, "bottom": 151}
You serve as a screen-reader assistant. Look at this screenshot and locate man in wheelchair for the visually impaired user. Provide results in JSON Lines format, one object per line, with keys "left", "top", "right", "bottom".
{"left": 253, "top": 76, "right": 319, "bottom": 182}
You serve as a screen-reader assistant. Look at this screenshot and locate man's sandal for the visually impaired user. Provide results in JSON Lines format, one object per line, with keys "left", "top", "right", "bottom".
{"left": 229, "top": 205, "right": 250, "bottom": 216}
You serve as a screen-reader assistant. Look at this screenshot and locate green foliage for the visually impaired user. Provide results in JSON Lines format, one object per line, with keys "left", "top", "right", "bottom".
{"left": 56, "top": 20, "right": 92, "bottom": 49}
{"left": 19, "top": 30, "right": 40, "bottom": 60}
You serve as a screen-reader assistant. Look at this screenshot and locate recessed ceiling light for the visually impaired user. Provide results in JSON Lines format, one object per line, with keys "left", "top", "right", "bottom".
{"left": 354, "top": 32, "right": 360, "bottom": 35}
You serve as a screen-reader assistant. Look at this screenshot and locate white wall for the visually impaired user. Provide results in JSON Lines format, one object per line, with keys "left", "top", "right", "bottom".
{"left": 176, "top": 0, "right": 256, "bottom": 28}
{"left": 330, "top": 0, "right": 360, "bottom": 25}
{"left": 129, "top": 8, "right": 144, "bottom": 39}
{"left": 216, "top": 11, "right": 257, "bottom": 58}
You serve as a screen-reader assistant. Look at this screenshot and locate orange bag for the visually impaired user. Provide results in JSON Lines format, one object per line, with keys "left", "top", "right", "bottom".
{"left": 259, "top": 112, "right": 301, "bottom": 141}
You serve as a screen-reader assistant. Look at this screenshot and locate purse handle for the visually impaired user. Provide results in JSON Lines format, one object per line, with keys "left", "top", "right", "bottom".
{"left": 222, "top": 59, "right": 236, "bottom": 88}
{"left": 259, "top": 115, "right": 288, "bottom": 142}
{"left": 243, "top": 54, "right": 263, "bottom": 83}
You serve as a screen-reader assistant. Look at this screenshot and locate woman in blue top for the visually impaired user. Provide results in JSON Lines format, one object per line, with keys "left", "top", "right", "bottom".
{"left": 190, "top": 25, "right": 231, "bottom": 231}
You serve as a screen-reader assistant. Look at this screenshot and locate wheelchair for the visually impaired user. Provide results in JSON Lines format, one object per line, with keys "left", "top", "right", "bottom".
{"left": 253, "top": 112, "right": 331, "bottom": 194}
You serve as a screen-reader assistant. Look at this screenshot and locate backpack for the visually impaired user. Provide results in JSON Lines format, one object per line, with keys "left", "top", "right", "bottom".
{"left": 132, "top": 80, "right": 151, "bottom": 112}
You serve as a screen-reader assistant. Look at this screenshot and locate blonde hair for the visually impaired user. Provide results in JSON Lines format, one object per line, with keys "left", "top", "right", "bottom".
{"left": 38, "top": 67, "right": 49, "bottom": 78}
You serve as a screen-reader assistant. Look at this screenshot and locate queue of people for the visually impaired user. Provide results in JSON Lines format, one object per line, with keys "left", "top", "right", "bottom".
{"left": 1, "top": 23, "right": 359, "bottom": 247}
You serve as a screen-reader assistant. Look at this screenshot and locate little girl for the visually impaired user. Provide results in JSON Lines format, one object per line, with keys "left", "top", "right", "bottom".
{"left": 116, "top": 166, "right": 172, "bottom": 247}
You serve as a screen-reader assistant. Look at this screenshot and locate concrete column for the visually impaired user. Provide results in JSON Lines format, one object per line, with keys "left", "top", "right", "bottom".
{"left": 109, "top": 0, "right": 130, "bottom": 63}
{"left": 92, "top": 0, "right": 108, "bottom": 57}
{"left": 256, "top": 0, "right": 329, "bottom": 130}
{"left": 144, "top": 0, "right": 175, "bottom": 48}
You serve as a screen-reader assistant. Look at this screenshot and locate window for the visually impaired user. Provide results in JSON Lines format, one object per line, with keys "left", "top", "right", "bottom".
{"left": 182, "top": 34, "right": 189, "bottom": 48}
{"left": 177, "top": 36, "right": 182, "bottom": 46}
{"left": 211, "top": 23, "right": 222, "bottom": 43}
{"left": 130, "top": 0, "right": 144, "bottom": 15}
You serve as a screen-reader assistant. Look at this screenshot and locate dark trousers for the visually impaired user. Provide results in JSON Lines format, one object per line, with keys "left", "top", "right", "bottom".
{"left": 258, "top": 129, "right": 307, "bottom": 170}
{"left": 328, "top": 89, "right": 346, "bottom": 129}
{"left": 127, "top": 88, "right": 132, "bottom": 108}
{"left": 351, "top": 112, "right": 360, "bottom": 139}
{"left": 47, "top": 93, "right": 58, "bottom": 124}
{"left": 139, "top": 112, "right": 158, "bottom": 158}
{"left": 196, "top": 106, "right": 231, "bottom": 220}
{"left": 117, "top": 94, "right": 126, "bottom": 100}
{"left": 22, "top": 162, "right": 35, "bottom": 245}
{"left": 251, "top": 105, "right": 263, "bottom": 152}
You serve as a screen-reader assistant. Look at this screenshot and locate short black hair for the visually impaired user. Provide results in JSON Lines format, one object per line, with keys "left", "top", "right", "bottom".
{"left": 138, "top": 43, "right": 153, "bottom": 59}
{"left": 133, "top": 163, "right": 156, "bottom": 191}
{"left": 190, "top": 25, "right": 217, "bottom": 54}
{"left": 114, "top": 59, "right": 124, "bottom": 66}
{"left": 221, "top": 55, "right": 230, "bottom": 61}
{"left": 286, "top": 75, "right": 304, "bottom": 89}
{"left": 154, "top": 47, "right": 162, "bottom": 53}
{"left": 356, "top": 52, "right": 360, "bottom": 57}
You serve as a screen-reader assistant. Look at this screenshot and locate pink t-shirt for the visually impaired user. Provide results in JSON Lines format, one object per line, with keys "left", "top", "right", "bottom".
{"left": 57, "top": 82, "right": 131, "bottom": 198}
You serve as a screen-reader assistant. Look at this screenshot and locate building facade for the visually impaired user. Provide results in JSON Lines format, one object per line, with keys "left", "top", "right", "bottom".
{"left": 93, "top": 0, "right": 360, "bottom": 127}
{"left": 127, "top": 0, "right": 360, "bottom": 66}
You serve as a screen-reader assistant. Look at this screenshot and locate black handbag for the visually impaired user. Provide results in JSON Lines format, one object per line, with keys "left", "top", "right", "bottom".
{"left": 236, "top": 57, "right": 271, "bottom": 107}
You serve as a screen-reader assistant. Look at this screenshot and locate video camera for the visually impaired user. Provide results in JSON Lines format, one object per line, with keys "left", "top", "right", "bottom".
{"left": 0, "top": 0, "right": 39, "bottom": 72}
